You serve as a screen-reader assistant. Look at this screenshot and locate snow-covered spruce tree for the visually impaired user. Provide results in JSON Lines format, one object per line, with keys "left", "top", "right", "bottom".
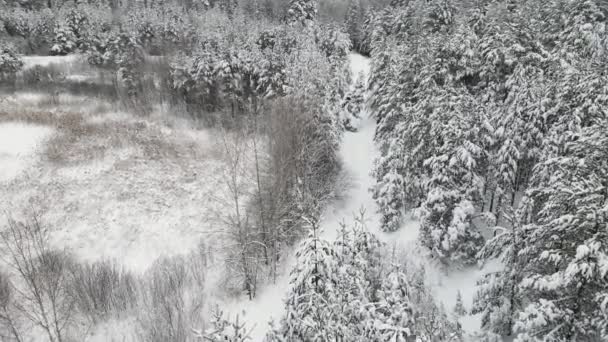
{"left": 358, "top": 8, "right": 375, "bottom": 56}
{"left": 472, "top": 206, "right": 527, "bottom": 339}
{"left": 341, "top": 71, "right": 365, "bottom": 132}
{"left": 514, "top": 122, "right": 608, "bottom": 341}
{"left": 286, "top": 0, "right": 318, "bottom": 27}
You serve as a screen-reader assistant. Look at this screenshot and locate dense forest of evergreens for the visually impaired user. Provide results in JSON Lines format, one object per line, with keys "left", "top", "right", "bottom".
{"left": 1, "top": 0, "right": 607, "bottom": 341}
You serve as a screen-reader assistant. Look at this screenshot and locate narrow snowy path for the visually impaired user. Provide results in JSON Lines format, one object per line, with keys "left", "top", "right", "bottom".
{"left": 227, "top": 53, "right": 488, "bottom": 340}
{"left": 225, "top": 54, "right": 381, "bottom": 340}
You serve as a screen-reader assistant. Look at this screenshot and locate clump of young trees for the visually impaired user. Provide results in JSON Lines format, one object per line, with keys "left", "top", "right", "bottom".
{"left": 208, "top": 29, "right": 351, "bottom": 301}
{"left": 266, "top": 213, "right": 461, "bottom": 341}
{"left": 367, "top": 0, "right": 608, "bottom": 340}
{"left": 0, "top": 213, "right": 214, "bottom": 342}
{"left": 0, "top": 44, "right": 23, "bottom": 84}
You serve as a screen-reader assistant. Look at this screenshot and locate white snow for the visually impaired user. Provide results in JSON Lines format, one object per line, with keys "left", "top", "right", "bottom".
{"left": 21, "top": 54, "right": 82, "bottom": 70}
{"left": 0, "top": 122, "right": 53, "bottom": 183}
{"left": 348, "top": 53, "right": 371, "bottom": 83}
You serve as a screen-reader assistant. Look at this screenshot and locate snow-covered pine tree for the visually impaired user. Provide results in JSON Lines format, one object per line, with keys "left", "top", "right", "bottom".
{"left": 493, "top": 62, "right": 550, "bottom": 216}
{"left": 286, "top": 0, "right": 317, "bottom": 27}
{"left": 358, "top": 8, "right": 375, "bottom": 56}
{"left": 197, "top": 307, "right": 253, "bottom": 342}
{"left": 493, "top": 136, "right": 520, "bottom": 209}
{"left": 268, "top": 216, "right": 338, "bottom": 341}
{"left": 424, "top": 0, "right": 456, "bottom": 33}
{"left": 412, "top": 280, "right": 461, "bottom": 342}
{"left": 472, "top": 206, "right": 526, "bottom": 338}
{"left": 372, "top": 138, "right": 406, "bottom": 232}
{"left": 331, "top": 213, "right": 385, "bottom": 339}
{"left": 418, "top": 91, "right": 486, "bottom": 266}
{"left": 370, "top": 34, "right": 435, "bottom": 232}
{"left": 515, "top": 122, "right": 608, "bottom": 341}
{"left": 366, "top": 265, "right": 417, "bottom": 341}
{"left": 548, "top": 0, "right": 608, "bottom": 66}
{"left": 341, "top": 71, "right": 366, "bottom": 132}
{"left": 345, "top": 0, "right": 364, "bottom": 52}
{"left": 453, "top": 290, "right": 466, "bottom": 318}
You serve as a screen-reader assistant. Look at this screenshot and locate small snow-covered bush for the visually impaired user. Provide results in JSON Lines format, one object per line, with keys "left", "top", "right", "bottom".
{"left": 0, "top": 44, "right": 23, "bottom": 82}
{"left": 70, "top": 260, "right": 138, "bottom": 323}
{"left": 20, "top": 64, "right": 63, "bottom": 86}
{"left": 51, "top": 25, "right": 78, "bottom": 55}
{"left": 195, "top": 307, "right": 252, "bottom": 342}
{"left": 137, "top": 254, "right": 207, "bottom": 342}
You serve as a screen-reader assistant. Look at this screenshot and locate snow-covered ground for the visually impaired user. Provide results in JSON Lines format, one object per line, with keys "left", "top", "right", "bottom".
{"left": 0, "top": 122, "right": 53, "bottom": 182}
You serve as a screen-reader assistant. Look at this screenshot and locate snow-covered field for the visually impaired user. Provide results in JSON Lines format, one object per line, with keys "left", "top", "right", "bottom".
{"left": 0, "top": 93, "right": 249, "bottom": 272}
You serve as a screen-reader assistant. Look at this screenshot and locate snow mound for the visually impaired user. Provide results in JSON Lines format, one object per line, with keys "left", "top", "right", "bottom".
{"left": 0, "top": 122, "right": 53, "bottom": 182}
{"left": 348, "top": 53, "right": 371, "bottom": 82}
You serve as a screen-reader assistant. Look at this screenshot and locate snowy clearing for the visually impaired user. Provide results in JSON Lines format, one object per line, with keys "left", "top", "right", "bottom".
{"left": 0, "top": 110, "right": 252, "bottom": 272}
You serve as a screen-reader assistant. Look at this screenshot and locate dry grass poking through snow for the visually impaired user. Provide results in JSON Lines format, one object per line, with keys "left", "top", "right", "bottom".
{"left": 0, "top": 90, "right": 247, "bottom": 272}
{"left": 0, "top": 109, "right": 187, "bottom": 164}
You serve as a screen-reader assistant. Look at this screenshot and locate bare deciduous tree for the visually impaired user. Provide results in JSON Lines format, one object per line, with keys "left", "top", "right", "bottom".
{"left": 0, "top": 215, "right": 77, "bottom": 342}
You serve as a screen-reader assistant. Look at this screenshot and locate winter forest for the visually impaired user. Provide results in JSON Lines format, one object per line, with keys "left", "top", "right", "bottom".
{"left": 0, "top": 0, "right": 607, "bottom": 340}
